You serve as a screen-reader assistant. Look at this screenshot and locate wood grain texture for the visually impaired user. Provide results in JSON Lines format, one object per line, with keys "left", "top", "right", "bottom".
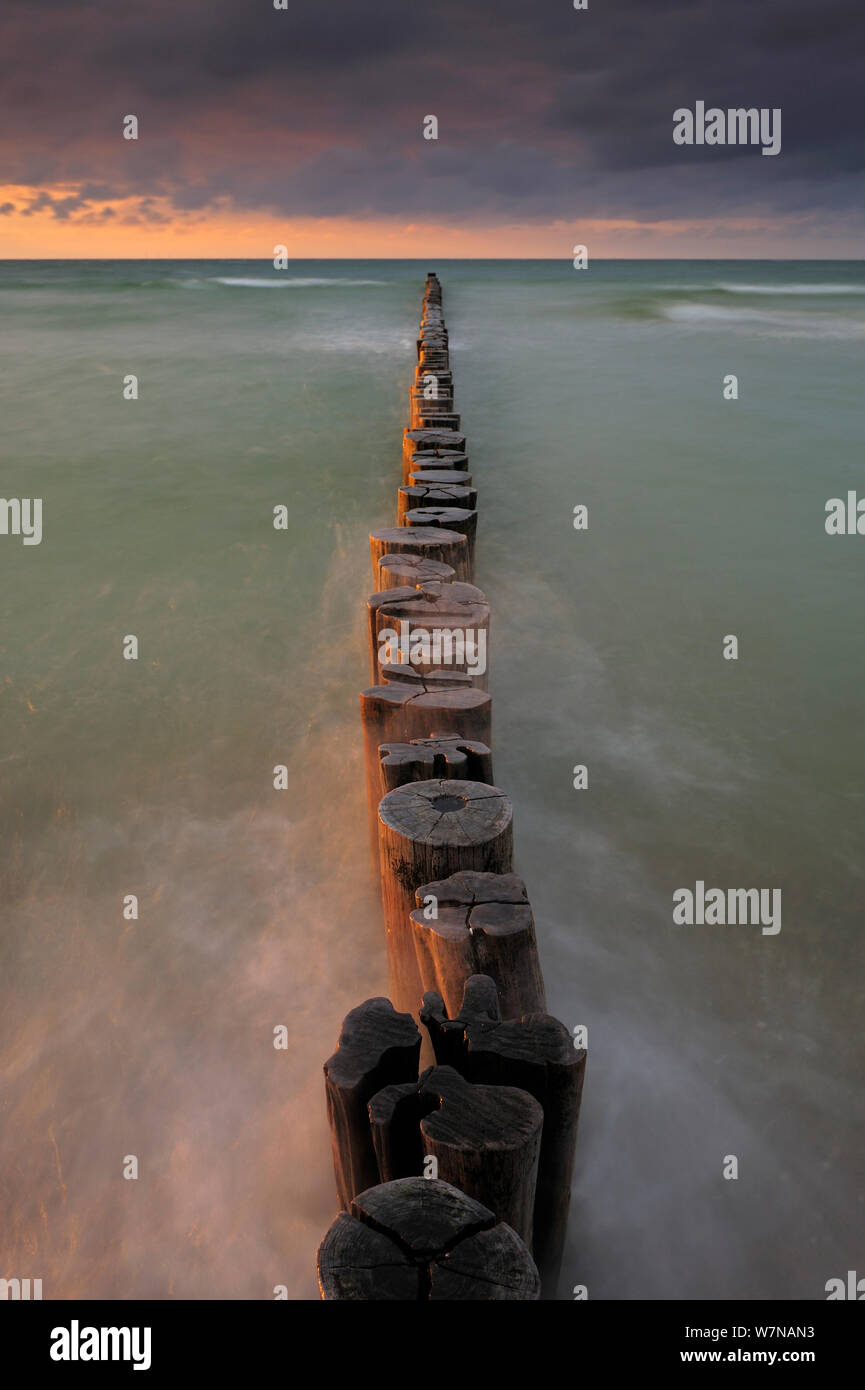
{"left": 323, "top": 997, "right": 421, "bottom": 1210}
{"left": 369, "top": 580, "right": 490, "bottom": 688}
{"left": 317, "top": 1176, "right": 540, "bottom": 1300}
{"left": 402, "top": 427, "right": 467, "bottom": 479}
{"left": 410, "top": 870, "right": 546, "bottom": 1021}
{"left": 404, "top": 448, "right": 468, "bottom": 484}
{"left": 378, "top": 734, "right": 493, "bottom": 795}
{"left": 369, "top": 524, "right": 469, "bottom": 585}
{"left": 404, "top": 506, "right": 478, "bottom": 576}
{"left": 421, "top": 974, "right": 586, "bottom": 1293}
{"left": 377, "top": 780, "right": 513, "bottom": 1017}
{"left": 377, "top": 552, "right": 456, "bottom": 590}
{"left": 398, "top": 482, "right": 478, "bottom": 521}
{"left": 360, "top": 670, "right": 492, "bottom": 862}
{"left": 368, "top": 1064, "right": 543, "bottom": 1246}
{"left": 409, "top": 468, "right": 473, "bottom": 490}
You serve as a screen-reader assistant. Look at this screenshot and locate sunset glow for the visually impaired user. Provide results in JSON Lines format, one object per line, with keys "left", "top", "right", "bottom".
{"left": 0, "top": 186, "right": 855, "bottom": 260}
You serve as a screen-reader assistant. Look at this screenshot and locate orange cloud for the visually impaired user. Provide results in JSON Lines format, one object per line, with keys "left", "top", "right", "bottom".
{"left": 0, "top": 185, "right": 844, "bottom": 259}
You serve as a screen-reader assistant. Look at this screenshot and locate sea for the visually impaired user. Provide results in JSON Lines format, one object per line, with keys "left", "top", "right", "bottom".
{"left": 1, "top": 258, "right": 862, "bottom": 1299}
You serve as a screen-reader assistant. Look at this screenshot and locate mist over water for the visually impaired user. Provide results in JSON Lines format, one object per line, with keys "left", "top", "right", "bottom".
{"left": 1, "top": 259, "right": 862, "bottom": 1299}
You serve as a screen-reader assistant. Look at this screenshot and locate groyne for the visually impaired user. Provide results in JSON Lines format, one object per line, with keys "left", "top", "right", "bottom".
{"left": 316, "top": 274, "right": 586, "bottom": 1299}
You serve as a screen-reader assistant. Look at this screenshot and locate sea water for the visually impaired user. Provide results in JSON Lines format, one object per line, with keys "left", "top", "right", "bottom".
{"left": 1, "top": 259, "right": 862, "bottom": 1298}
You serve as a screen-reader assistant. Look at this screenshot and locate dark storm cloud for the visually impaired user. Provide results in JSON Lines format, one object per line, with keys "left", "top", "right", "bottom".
{"left": 1, "top": 0, "right": 863, "bottom": 225}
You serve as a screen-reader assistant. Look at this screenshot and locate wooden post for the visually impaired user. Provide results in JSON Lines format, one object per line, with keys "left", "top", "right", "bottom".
{"left": 360, "top": 670, "right": 493, "bottom": 861}
{"left": 398, "top": 482, "right": 478, "bottom": 521}
{"left": 413, "top": 386, "right": 455, "bottom": 410}
{"left": 421, "top": 974, "right": 586, "bottom": 1294}
{"left": 370, "top": 525, "right": 469, "bottom": 585}
{"left": 367, "top": 733, "right": 495, "bottom": 850}
{"left": 361, "top": 671, "right": 492, "bottom": 765}
{"left": 409, "top": 467, "right": 473, "bottom": 488}
{"left": 410, "top": 870, "right": 546, "bottom": 1022}
{"left": 402, "top": 428, "right": 467, "bottom": 480}
{"left": 418, "top": 330, "right": 449, "bottom": 351}
{"left": 364, "top": 734, "right": 494, "bottom": 849}
{"left": 411, "top": 393, "right": 456, "bottom": 422}
{"left": 413, "top": 411, "right": 461, "bottom": 432}
{"left": 411, "top": 386, "right": 455, "bottom": 420}
{"left": 414, "top": 368, "right": 453, "bottom": 391}
{"left": 366, "top": 585, "right": 414, "bottom": 685}
{"left": 376, "top": 552, "right": 456, "bottom": 590}
{"left": 323, "top": 997, "right": 421, "bottom": 1210}
{"left": 369, "top": 581, "right": 490, "bottom": 688}
{"left": 368, "top": 1065, "right": 543, "bottom": 1248}
{"left": 404, "top": 507, "right": 478, "bottom": 576}
{"left": 316, "top": 1177, "right": 540, "bottom": 1300}
{"left": 404, "top": 452, "right": 468, "bottom": 484}
{"left": 378, "top": 734, "right": 493, "bottom": 795}
{"left": 377, "top": 779, "right": 513, "bottom": 1016}
{"left": 416, "top": 370, "right": 450, "bottom": 389}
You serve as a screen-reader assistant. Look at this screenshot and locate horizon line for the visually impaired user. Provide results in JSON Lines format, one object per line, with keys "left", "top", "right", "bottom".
{"left": 1, "top": 255, "right": 864, "bottom": 263}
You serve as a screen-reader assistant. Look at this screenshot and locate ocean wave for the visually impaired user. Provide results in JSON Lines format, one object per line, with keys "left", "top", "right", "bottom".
{"left": 661, "top": 301, "right": 865, "bottom": 338}
{"left": 714, "top": 282, "right": 865, "bottom": 296}
{"left": 654, "top": 281, "right": 865, "bottom": 297}
{"left": 209, "top": 276, "right": 386, "bottom": 288}
{"left": 664, "top": 303, "right": 774, "bottom": 323}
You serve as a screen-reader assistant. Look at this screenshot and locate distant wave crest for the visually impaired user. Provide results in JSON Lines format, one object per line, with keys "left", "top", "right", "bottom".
{"left": 209, "top": 276, "right": 386, "bottom": 289}
{"left": 655, "top": 282, "right": 865, "bottom": 297}
{"left": 715, "top": 282, "right": 865, "bottom": 296}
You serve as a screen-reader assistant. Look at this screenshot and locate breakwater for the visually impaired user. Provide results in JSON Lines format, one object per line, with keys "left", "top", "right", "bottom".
{"left": 316, "top": 274, "right": 586, "bottom": 1300}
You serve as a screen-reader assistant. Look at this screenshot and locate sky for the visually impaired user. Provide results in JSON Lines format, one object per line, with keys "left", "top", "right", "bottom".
{"left": 0, "top": 0, "right": 863, "bottom": 258}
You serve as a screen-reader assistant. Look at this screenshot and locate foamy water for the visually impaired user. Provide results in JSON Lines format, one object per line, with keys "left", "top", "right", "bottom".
{"left": 1, "top": 259, "right": 862, "bottom": 1300}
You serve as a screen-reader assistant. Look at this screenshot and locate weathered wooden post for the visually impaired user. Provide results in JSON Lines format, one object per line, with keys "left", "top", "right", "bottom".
{"left": 323, "top": 998, "right": 421, "bottom": 1209}
{"left": 421, "top": 975, "right": 586, "bottom": 1293}
{"left": 404, "top": 507, "right": 478, "bottom": 575}
{"left": 416, "top": 358, "right": 451, "bottom": 384}
{"left": 316, "top": 1177, "right": 540, "bottom": 1300}
{"left": 398, "top": 482, "right": 478, "bottom": 520}
{"left": 377, "top": 552, "right": 456, "bottom": 590}
{"left": 378, "top": 735, "right": 493, "bottom": 795}
{"left": 377, "top": 779, "right": 513, "bottom": 1016}
{"left": 414, "top": 411, "right": 464, "bottom": 433}
{"left": 366, "top": 585, "right": 415, "bottom": 684}
{"left": 414, "top": 368, "right": 453, "bottom": 392}
{"left": 410, "top": 870, "right": 546, "bottom": 1021}
{"left": 402, "top": 428, "right": 467, "bottom": 482}
{"left": 369, "top": 581, "right": 490, "bottom": 688}
{"left": 405, "top": 450, "right": 469, "bottom": 483}
{"left": 413, "top": 410, "right": 462, "bottom": 432}
{"left": 370, "top": 525, "right": 470, "bottom": 584}
{"left": 409, "top": 466, "right": 473, "bottom": 488}
{"left": 360, "top": 670, "right": 493, "bottom": 859}
{"left": 410, "top": 388, "right": 456, "bottom": 427}
{"left": 367, "top": 1065, "right": 543, "bottom": 1247}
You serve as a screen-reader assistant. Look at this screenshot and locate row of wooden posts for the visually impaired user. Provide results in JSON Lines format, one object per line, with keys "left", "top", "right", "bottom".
{"left": 316, "top": 274, "right": 586, "bottom": 1300}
